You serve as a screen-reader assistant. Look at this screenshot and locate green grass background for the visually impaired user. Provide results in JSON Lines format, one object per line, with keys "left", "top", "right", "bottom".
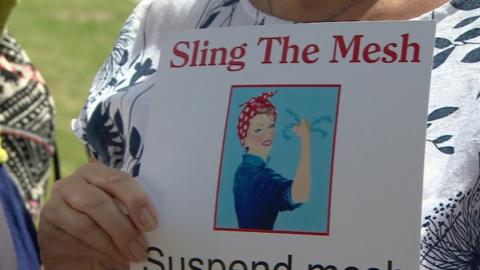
{"left": 8, "top": 0, "right": 137, "bottom": 176}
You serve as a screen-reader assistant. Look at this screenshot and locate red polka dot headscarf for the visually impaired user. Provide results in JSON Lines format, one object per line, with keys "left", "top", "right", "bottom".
{"left": 237, "top": 91, "right": 278, "bottom": 146}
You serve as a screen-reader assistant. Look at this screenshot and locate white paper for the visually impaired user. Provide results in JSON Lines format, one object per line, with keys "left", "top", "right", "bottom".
{"left": 135, "top": 21, "right": 435, "bottom": 270}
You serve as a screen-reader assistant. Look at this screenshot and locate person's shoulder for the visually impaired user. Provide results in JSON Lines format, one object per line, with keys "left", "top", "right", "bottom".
{"left": 141, "top": 0, "right": 212, "bottom": 29}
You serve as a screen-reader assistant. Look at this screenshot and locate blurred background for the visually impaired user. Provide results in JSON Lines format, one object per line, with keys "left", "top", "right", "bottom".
{"left": 8, "top": 0, "right": 137, "bottom": 176}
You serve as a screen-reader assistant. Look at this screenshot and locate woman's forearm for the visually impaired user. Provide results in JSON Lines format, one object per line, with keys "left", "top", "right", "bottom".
{"left": 292, "top": 136, "right": 312, "bottom": 203}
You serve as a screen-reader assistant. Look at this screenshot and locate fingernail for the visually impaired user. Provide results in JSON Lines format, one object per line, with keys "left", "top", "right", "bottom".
{"left": 129, "top": 237, "right": 147, "bottom": 262}
{"left": 140, "top": 207, "right": 158, "bottom": 231}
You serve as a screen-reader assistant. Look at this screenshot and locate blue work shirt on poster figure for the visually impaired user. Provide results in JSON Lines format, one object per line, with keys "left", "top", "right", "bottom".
{"left": 234, "top": 154, "right": 301, "bottom": 230}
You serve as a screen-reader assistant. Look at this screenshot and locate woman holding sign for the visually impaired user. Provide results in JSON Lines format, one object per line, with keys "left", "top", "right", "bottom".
{"left": 38, "top": 0, "right": 480, "bottom": 269}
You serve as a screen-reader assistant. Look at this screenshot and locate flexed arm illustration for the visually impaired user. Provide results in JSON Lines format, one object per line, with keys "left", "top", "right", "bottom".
{"left": 291, "top": 119, "right": 312, "bottom": 203}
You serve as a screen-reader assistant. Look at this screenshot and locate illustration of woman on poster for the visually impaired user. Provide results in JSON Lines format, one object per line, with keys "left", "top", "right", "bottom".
{"left": 234, "top": 91, "right": 312, "bottom": 230}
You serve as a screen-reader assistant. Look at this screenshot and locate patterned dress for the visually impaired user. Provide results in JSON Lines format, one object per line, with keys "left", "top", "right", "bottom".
{"left": 0, "top": 31, "right": 55, "bottom": 219}
{"left": 72, "top": 0, "right": 480, "bottom": 268}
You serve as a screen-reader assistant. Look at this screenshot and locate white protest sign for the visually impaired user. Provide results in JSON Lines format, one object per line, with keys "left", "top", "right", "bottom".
{"left": 135, "top": 21, "right": 435, "bottom": 270}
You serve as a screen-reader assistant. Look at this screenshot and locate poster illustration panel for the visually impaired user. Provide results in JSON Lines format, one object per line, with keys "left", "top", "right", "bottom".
{"left": 214, "top": 85, "right": 340, "bottom": 235}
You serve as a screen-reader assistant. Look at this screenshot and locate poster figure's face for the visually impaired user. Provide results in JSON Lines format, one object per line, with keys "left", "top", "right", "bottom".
{"left": 244, "top": 113, "right": 275, "bottom": 156}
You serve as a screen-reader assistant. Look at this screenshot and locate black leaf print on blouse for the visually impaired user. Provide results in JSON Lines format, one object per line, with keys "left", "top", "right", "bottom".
{"left": 132, "top": 163, "right": 141, "bottom": 177}
{"left": 433, "top": 47, "right": 455, "bottom": 69}
{"left": 426, "top": 107, "right": 458, "bottom": 155}
{"left": 85, "top": 103, "right": 126, "bottom": 167}
{"left": 90, "top": 14, "right": 136, "bottom": 99}
{"left": 114, "top": 110, "right": 124, "bottom": 135}
{"left": 259, "top": 17, "right": 266, "bottom": 25}
{"left": 129, "top": 53, "right": 142, "bottom": 69}
{"left": 129, "top": 127, "right": 141, "bottom": 158}
{"left": 222, "top": 0, "right": 239, "bottom": 7}
{"left": 462, "top": 47, "right": 480, "bottom": 62}
{"left": 130, "top": 58, "right": 156, "bottom": 86}
{"left": 196, "top": 0, "right": 243, "bottom": 29}
{"left": 421, "top": 155, "right": 480, "bottom": 269}
{"left": 428, "top": 107, "right": 459, "bottom": 122}
{"left": 433, "top": 135, "right": 453, "bottom": 144}
{"left": 451, "top": 0, "right": 480, "bottom": 11}
{"left": 434, "top": 19, "right": 480, "bottom": 69}
{"left": 108, "top": 78, "right": 118, "bottom": 87}
{"left": 438, "top": 146, "right": 455, "bottom": 155}
{"left": 128, "top": 127, "right": 143, "bottom": 177}
{"left": 455, "top": 28, "right": 480, "bottom": 42}
{"left": 428, "top": 136, "right": 455, "bottom": 155}
{"left": 455, "top": 15, "right": 480, "bottom": 28}
{"left": 201, "top": 11, "right": 221, "bottom": 28}
{"left": 435, "top": 37, "right": 453, "bottom": 49}
{"left": 119, "top": 50, "right": 129, "bottom": 67}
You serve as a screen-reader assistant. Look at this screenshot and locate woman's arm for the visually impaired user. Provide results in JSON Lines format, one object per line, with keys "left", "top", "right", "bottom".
{"left": 0, "top": 0, "right": 17, "bottom": 32}
{"left": 291, "top": 119, "right": 312, "bottom": 203}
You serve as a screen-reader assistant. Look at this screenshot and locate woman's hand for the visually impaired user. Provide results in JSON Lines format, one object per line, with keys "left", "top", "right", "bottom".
{"left": 39, "top": 163, "right": 158, "bottom": 270}
{"left": 293, "top": 119, "right": 311, "bottom": 140}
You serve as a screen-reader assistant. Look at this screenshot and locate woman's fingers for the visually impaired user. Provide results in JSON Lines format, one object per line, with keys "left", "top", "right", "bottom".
{"left": 293, "top": 119, "right": 311, "bottom": 137}
{"left": 39, "top": 163, "right": 157, "bottom": 268}
{"left": 76, "top": 163, "right": 159, "bottom": 232}
{"left": 39, "top": 217, "right": 130, "bottom": 270}
{"left": 55, "top": 176, "right": 148, "bottom": 262}
{"left": 41, "top": 191, "right": 129, "bottom": 264}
